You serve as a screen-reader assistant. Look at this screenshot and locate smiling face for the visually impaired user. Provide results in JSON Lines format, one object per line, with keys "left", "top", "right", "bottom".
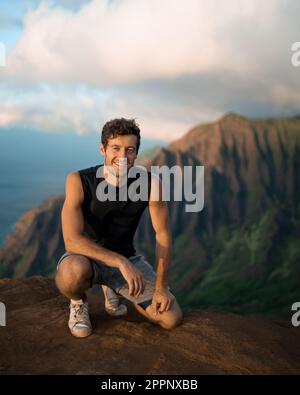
{"left": 100, "top": 134, "right": 138, "bottom": 177}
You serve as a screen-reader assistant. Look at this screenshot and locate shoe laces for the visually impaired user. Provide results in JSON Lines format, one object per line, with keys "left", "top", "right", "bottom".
{"left": 71, "top": 302, "right": 89, "bottom": 324}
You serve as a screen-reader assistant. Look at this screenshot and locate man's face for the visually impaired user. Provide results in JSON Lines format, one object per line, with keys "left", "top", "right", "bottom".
{"left": 100, "top": 134, "right": 138, "bottom": 176}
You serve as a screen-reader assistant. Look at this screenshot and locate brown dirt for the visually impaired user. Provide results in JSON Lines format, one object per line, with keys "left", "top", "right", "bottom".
{"left": 0, "top": 276, "right": 300, "bottom": 375}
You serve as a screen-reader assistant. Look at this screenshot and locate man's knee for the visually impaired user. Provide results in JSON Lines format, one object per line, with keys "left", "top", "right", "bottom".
{"left": 55, "top": 255, "right": 93, "bottom": 293}
{"left": 144, "top": 299, "right": 184, "bottom": 330}
{"left": 159, "top": 305, "right": 184, "bottom": 330}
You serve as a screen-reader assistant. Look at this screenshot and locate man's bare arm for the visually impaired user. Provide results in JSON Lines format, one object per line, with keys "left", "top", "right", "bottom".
{"left": 61, "top": 172, "right": 145, "bottom": 296}
{"left": 148, "top": 175, "right": 172, "bottom": 290}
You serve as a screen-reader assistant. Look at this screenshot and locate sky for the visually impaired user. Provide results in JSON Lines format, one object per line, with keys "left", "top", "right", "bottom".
{"left": 0, "top": 0, "right": 300, "bottom": 141}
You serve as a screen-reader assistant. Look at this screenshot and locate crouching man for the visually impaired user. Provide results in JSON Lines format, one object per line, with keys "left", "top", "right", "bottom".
{"left": 55, "top": 118, "right": 183, "bottom": 338}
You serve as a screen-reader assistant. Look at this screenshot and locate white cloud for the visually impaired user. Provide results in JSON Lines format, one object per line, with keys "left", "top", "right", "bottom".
{"left": 0, "top": 83, "right": 197, "bottom": 140}
{"left": 0, "top": 0, "right": 299, "bottom": 139}
{"left": 3, "top": 0, "right": 299, "bottom": 85}
{"left": 0, "top": 108, "right": 22, "bottom": 127}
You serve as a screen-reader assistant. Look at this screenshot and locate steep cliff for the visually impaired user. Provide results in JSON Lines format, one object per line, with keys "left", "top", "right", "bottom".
{"left": 0, "top": 195, "right": 64, "bottom": 278}
{"left": 136, "top": 113, "right": 300, "bottom": 315}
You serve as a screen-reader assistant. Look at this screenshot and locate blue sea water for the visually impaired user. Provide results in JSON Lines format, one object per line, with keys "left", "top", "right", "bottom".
{"left": 0, "top": 128, "right": 165, "bottom": 247}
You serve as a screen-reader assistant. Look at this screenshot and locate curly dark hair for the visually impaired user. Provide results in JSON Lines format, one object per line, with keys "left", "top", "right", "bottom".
{"left": 101, "top": 118, "right": 141, "bottom": 154}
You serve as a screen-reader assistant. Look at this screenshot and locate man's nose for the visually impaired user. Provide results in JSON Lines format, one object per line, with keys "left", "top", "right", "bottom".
{"left": 117, "top": 149, "right": 128, "bottom": 159}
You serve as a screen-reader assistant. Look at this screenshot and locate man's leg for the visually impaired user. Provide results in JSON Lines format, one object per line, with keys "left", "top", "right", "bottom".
{"left": 55, "top": 254, "right": 93, "bottom": 338}
{"left": 55, "top": 255, "right": 93, "bottom": 300}
{"left": 113, "top": 255, "right": 184, "bottom": 330}
{"left": 101, "top": 284, "right": 128, "bottom": 317}
{"left": 134, "top": 298, "right": 183, "bottom": 330}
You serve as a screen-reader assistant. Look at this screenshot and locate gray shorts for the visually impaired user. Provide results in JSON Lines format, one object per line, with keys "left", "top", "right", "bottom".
{"left": 57, "top": 252, "right": 171, "bottom": 310}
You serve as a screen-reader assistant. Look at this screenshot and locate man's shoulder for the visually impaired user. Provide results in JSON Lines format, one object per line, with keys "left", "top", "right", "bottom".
{"left": 77, "top": 163, "right": 103, "bottom": 176}
{"left": 71, "top": 164, "right": 103, "bottom": 200}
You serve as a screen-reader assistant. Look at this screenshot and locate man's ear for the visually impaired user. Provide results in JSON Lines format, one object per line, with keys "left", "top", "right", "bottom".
{"left": 100, "top": 143, "right": 105, "bottom": 156}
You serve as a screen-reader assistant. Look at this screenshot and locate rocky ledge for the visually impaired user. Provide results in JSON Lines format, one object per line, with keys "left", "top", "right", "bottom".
{"left": 0, "top": 276, "right": 300, "bottom": 375}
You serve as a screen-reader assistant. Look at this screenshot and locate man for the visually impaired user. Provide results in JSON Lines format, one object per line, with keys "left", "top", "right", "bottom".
{"left": 55, "top": 118, "right": 183, "bottom": 338}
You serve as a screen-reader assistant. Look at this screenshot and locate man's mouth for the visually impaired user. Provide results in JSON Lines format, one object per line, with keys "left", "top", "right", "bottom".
{"left": 113, "top": 160, "right": 130, "bottom": 168}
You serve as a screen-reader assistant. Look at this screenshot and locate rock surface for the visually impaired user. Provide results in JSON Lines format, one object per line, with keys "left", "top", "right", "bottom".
{"left": 0, "top": 276, "right": 299, "bottom": 375}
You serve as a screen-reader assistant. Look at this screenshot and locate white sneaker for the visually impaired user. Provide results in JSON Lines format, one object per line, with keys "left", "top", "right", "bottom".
{"left": 68, "top": 299, "right": 92, "bottom": 338}
{"left": 101, "top": 285, "right": 128, "bottom": 317}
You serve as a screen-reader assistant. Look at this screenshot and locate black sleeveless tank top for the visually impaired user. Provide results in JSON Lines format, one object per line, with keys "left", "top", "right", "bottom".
{"left": 78, "top": 164, "right": 151, "bottom": 258}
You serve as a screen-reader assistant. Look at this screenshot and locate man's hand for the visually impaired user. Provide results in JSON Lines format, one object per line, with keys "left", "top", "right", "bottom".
{"left": 118, "top": 258, "right": 145, "bottom": 298}
{"left": 151, "top": 288, "right": 175, "bottom": 315}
